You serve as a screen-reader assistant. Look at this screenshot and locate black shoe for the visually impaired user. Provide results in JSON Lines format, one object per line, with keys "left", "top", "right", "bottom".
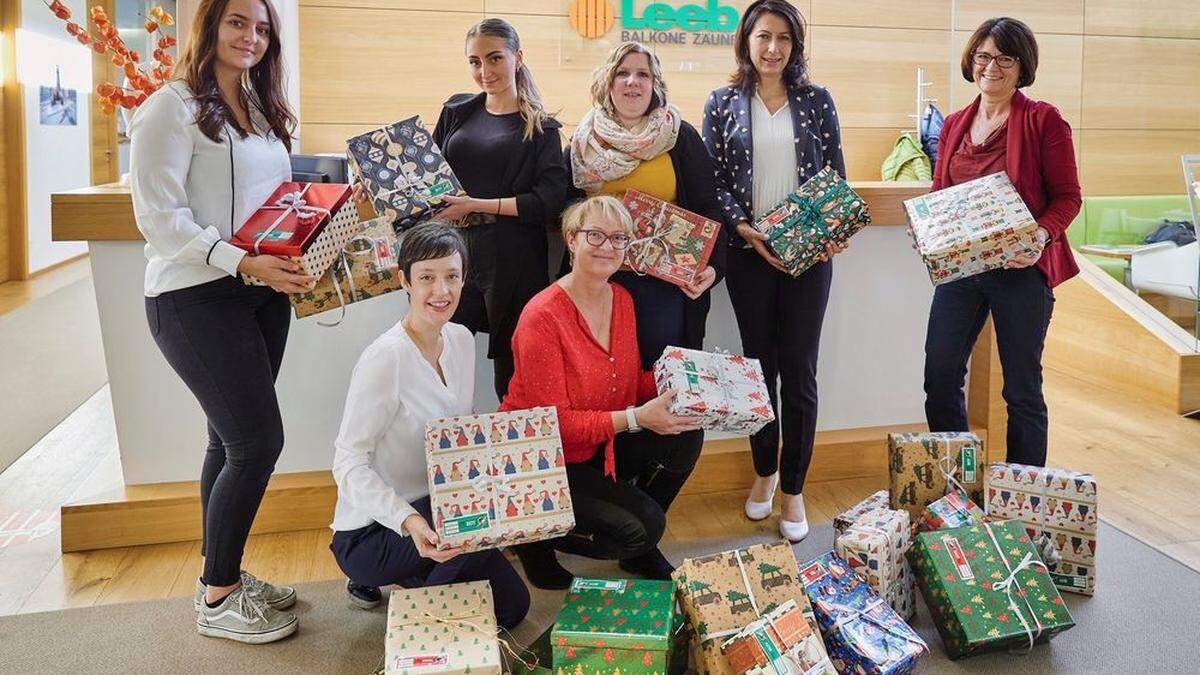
{"left": 514, "top": 545, "right": 574, "bottom": 590}
{"left": 347, "top": 580, "right": 382, "bottom": 609}
{"left": 619, "top": 547, "right": 676, "bottom": 580}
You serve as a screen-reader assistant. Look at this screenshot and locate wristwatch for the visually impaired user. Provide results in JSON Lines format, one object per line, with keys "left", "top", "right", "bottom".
{"left": 625, "top": 406, "right": 642, "bottom": 433}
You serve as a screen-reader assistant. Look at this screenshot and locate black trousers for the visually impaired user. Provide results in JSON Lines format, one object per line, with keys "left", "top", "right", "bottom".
{"left": 726, "top": 248, "right": 832, "bottom": 495}
{"left": 146, "top": 276, "right": 291, "bottom": 587}
{"left": 330, "top": 497, "right": 530, "bottom": 629}
{"left": 924, "top": 266, "right": 1055, "bottom": 467}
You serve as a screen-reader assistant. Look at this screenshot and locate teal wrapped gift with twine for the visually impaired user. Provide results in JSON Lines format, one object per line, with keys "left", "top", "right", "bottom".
{"left": 753, "top": 166, "right": 871, "bottom": 277}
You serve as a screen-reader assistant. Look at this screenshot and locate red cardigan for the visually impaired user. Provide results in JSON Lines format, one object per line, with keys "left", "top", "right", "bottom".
{"left": 932, "top": 90, "right": 1082, "bottom": 287}
{"left": 500, "top": 282, "right": 657, "bottom": 477}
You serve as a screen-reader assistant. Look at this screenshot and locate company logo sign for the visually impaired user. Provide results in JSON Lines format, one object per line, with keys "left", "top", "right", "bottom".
{"left": 569, "top": 0, "right": 739, "bottom": 44}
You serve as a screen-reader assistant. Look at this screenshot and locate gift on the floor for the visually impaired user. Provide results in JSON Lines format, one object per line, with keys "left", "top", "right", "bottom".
{"left": 753, "top": 165, "right": 871, "bottom": 277}
{"left": 833, "top": 490, "right": 891, "bottom": 538}
{"left": 621, "top": 189, "right": 721, "bottom": 288}
{"left": 551, "top": 578, "right": 676, "bottom": 674}
{"left": 234, "top": 181, "right": 359, "bottom": 282}
{"left": 887, "top": 431, "right": 985, "bottom": 522}
{"left": 835, "top": 507, "right": 917, "bottom": 621}
{"left": 653, "top": 347, "right": 774, "bottom": 435}
{"left": 908, "top": 520, "right": 1076, "bottom": 659}
{"left": 984, "top": 462, "right": 1098, "bottom": 596}
{"left": 673, "top": 540, "right": 836, "bottom": 675}
{"left": 720, "top": 600, "right": 824, "bottom": 674}
{"left": 288, "top": 216, "right": 403, "bottom": 320}
{"left": 904, "top": 171, "right": 1042, "bottom": 285}
{"left": 385, "top": 580, "right": 502, "bottom": 675}
{"left": 346, "top": 116, "right": 464, "bottom": 231}
{"left": 917, "top": 488, "right": 986, "bottom": 532}
{"left": 425, "top": 407, "right": 574, "bottom": 552}
{"left": 800, "top": 552, "right": 927, "bottom": 674}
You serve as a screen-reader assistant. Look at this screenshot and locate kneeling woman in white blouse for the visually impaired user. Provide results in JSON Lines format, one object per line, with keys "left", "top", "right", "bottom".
{"left": 328, "top": 222, "right": 530, "bottom": 628}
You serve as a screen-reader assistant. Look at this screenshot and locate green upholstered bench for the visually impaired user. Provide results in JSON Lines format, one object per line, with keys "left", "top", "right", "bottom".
{"left": 1066, "top": 195, "right": 1193, "bottom": 282}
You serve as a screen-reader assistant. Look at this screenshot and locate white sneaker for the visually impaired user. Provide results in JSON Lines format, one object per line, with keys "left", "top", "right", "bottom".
{"left": 779, "top": 493, "right": 809, "bottom": 543}
{"left": 744, "top": 473, "right": 778, "bottom": 521}
{"left": 193, "top": 571, "right": 296, "bottom": 612}
{"left": 196, "top": 585, "right": 298, "bottom": 644}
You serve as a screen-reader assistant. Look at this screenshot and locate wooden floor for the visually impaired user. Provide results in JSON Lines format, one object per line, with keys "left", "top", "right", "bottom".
{"left": 1, "top": 263, "right": 1199, "bottom": 618}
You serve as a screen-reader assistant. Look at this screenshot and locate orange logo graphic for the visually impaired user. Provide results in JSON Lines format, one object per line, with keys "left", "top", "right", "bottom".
{"left": 569, "top": 0, "right": 616, "bottom": 38}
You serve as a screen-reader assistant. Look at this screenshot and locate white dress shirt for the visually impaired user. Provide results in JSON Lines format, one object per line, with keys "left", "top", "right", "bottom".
{"left": 330, "top": 320, "right": 475, "bottom": 535}
{"left": 750, "top": 93, "right": 800, "bottom": 219}
{"left": 129, "top": 80, "right": 291, "bottom": 296}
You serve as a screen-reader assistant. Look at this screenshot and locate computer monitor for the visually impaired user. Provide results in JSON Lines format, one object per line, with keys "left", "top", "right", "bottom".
{"left": 290, "top": 154, "right": 350, "bottom": 183}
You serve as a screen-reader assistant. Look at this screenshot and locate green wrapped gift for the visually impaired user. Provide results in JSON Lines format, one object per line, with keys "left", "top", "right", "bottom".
{"left": 752, "top": 165, "right": 871, "bottom": 278}
{"left": 908, "top": 519, "right": 1075, "bottom": 659}
{"left": 551, "top": 577, "right": 677, "bottom": 674}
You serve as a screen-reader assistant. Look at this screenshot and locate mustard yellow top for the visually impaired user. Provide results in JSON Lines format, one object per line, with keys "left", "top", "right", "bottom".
{"left": 596, "top": 153, "right": 677, "bottom": 203}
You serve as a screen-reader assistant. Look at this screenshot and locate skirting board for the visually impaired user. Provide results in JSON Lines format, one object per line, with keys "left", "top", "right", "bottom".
{"left": 60, "top": 423, "right": 990, "bottom": 552}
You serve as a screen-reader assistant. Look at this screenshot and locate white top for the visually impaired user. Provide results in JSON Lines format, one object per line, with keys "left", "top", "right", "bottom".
{"left": 129, "top": 80, "right": 291, "bottom": 297}
{"left": 750, "top": 93, "right": 800, "bottom": 219}
{"left": 330, "top": 321, "right": 476, "bottom": 535}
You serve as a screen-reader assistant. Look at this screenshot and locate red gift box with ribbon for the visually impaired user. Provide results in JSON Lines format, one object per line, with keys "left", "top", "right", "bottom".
{"left": 232, "top": 182, "right": 352, "bottom": 257}
{"left": 620, "top": 189, "right": 720, "bottom": 288}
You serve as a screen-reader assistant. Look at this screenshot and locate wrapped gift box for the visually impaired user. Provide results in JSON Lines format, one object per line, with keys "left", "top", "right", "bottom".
{"left": 653, "top": 347, "right": 774, "bottom": 435}
{"left": 887, "top": 431, "right": 984, "bottom": 522}
{"left": 985, "top": 462, "right": 1098, "bottom": 596}
{"left": 800, "top": 552, "right": 926, "bottom": 674}
{"left": 753, "top": 166, "right": 871, "bottom": 278}
{"left": 289, "top": 216, "right": 403, "bottom": 320}
{"left": 425, "top": 407, "right": 574, "bottom": 552}
{"left": 234, "top": 181, "right": 359, "bottom": 282}
{"left": 672, "top": 540, "right": 835, "bottom": 675}
{"left": 385, "top": 580, "right": 502, "bottom": 675}
{"left": 720, "top": 600, "right": 824, "bottom": 674}
{"left": 551, "top": 578, "right": 676, "bottom": 674}
{"left": 621, "top": 189, "right": 721, "bottom": 288}
{"left": 835, "top": 507, "right": 916, "bottom": 620}
{"left": 908, "top": 520, "right": 1076, "bottom": 659}
{"left": 917, "top": 489, "right": 986, "bottom": 533}
{"left": 904, "top": 171, "right": 1042, "bottom": 285}
{"left": 833, "top": 490, "right": 890, "bottom": 539}
{"left": 347, "top": 116, "right": 464, "bottom": 231}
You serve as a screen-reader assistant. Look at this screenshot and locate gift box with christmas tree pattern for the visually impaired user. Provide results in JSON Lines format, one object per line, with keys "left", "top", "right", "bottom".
{"left": 551, "top": 578, "right": 677, "bottom": 674}
{"left": 385, "top": 580, "right": 502, "bottom": 674}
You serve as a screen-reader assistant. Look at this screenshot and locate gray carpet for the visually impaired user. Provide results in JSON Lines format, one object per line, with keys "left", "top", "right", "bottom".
{"left": 0, "top": 277, "right": 107, "bottom": 473}
{"left": 0, "top": 521, "right": 1195, "bottom": 673}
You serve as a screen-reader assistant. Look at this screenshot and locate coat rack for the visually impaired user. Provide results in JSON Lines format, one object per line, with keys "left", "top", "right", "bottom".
{"left": 907, "top": 67, "right": 938, "bottom": 137}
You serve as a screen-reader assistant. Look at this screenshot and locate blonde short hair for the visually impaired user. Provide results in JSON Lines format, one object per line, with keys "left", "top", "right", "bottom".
{"left": 560, "top": 195, "right": 634, "bottom": 242}
{"left": 590, "top": 42, "right": 668, "bottom": 118}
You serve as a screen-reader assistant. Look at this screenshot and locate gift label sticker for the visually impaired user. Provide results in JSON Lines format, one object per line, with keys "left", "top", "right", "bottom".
{"left": 393, "top": 654, "right": 448, "bottom": 669}
{"left": 443, "top": 512, "right": 489, "bottom": 535}
{"left": 960, "top": 446, "right": 977, "bottom": 484}
{"left": 799, "top": 562, "right": 827, "bottom": 586}
{"left": 259, "top": 229, "right": 294, "bottom": 241}
{"left": 570, "top": 578, "right": 628, "bottom": 593}
{"left": 1050, "top": 573, "right": 1088, "bottom": 589}
{"left": 425, "top": 180, "right": 454, "bottom": 198}
{"left": 942, "top": 536, "right": 974, "bottom": 581}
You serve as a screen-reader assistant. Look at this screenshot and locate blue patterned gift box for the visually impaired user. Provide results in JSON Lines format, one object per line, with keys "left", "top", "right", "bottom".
{"left": 800, "top": 552, "right": 927, "bottom": 675}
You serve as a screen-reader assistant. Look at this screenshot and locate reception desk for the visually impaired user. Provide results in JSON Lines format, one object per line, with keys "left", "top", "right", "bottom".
{"left": 51, "top": 181, "right": 1004, "bottom": 550}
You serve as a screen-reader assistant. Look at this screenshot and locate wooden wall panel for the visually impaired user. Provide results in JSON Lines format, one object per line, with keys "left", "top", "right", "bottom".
{"left": 809, "top": 0, "right": 948, "bottom": 31}
{"left": 841, "top": 127, "right": 911, "bottom": 181}
{"left": 950, "top": 32, "right": 1083, "bottom": 129}
{"left": 953, "top": 0, "right": 1084, "bottom": 35}
{"left": 1078, "top": 129, "right": 1200, "bottom": 195}
{"left": 1084, "top": 0, "right": 1200, "bottom": 40}
{"left": 2, "top": 0, "right": 24, "bottom": 282}
{"left": 0, "top": 83, "right": 8, "bottom": 284}
{"left": 1082, "top": 36, "right": 1200, "bottom": 130}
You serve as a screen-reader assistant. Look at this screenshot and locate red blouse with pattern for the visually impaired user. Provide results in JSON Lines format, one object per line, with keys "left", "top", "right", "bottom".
{"left": 500, "top": 282, "right": 657, "bottom": 476}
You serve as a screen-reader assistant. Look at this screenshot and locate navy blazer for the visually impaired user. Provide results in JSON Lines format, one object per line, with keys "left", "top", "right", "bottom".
{"left": 701, "top": 83, "right": 846, "bottom": 241}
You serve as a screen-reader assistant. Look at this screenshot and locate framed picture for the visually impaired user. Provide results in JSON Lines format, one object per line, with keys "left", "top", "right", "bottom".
{"left": 39, "top": 85, "right": 77, "bottom": 126}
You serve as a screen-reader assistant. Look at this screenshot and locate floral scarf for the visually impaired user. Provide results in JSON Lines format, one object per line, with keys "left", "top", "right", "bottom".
{"left": 569, "top": 104, "right": 682, "bottom": 193}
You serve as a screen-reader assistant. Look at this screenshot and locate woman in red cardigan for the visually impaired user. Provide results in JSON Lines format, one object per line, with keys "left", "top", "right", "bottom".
{"left": 924, "top": 17, "right": 1081, "bottom": 468}
{"left": 501, "top": 195, "right": 700, "bottom": 589}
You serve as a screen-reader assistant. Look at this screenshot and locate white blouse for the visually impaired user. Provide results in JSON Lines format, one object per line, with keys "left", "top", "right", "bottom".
{"left": 129, "top": 80, "right": 291, "bottom": 297}
{"left": 330, "top": 321, "right": 476, "bottom": 535}
{"left": 750, "top": 93, "right": 800, "bottom": 219}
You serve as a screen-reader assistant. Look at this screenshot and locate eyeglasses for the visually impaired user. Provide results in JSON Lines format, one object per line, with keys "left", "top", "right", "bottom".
{"left": 578, "top": 228, "right": 631, "bottom": 250}
{"left": 972, "top": 52, "right": 1019, "bottom": 69}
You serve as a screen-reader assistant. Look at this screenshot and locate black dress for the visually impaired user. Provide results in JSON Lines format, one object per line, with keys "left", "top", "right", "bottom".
{"left": 434, "top": 93, "right": 568, "bottom": 398}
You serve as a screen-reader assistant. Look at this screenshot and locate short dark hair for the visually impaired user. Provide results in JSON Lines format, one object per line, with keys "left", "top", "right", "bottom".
{"left": 397, "top": 221, "right": 467, "bottom": 280}
{"left": 730, "top": 0, "right": 808, "bottom": 92}
{"left": 961, "top": 17, "right": 1039, "bottom": 88}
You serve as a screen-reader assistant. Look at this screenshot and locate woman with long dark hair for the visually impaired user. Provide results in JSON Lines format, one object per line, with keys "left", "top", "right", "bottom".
{"left": 129, "top": 0, "right": 306, "bottom": 643}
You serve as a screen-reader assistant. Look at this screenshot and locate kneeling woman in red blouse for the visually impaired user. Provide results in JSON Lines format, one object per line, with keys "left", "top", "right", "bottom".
{"left": 501, "top": 195, "right": 699, "bottom": 589}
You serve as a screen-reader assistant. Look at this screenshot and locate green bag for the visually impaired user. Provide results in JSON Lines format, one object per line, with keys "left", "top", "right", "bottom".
{"left": 881, "top": 134, "right": 932, "bottom": 182}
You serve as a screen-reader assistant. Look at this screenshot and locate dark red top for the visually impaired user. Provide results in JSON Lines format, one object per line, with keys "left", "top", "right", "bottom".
{"left": 948, "top": 124, "right": 1008, "bottom": 187}
{"left": 932, "top": 91, "right": 1082, "bottom": 287}
{"left": 500, "top": 282, "right": 657, "bottom": 477}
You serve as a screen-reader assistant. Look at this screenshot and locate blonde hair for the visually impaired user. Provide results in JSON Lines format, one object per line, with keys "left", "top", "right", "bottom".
{"left": 560, "top": 196, "right": 634, "bottom": 243}
{"left": 590, "top": 41, "right": 669, "bottom": 118}
{"left": 466, "top": 18, "right": 551, "bottom": 141}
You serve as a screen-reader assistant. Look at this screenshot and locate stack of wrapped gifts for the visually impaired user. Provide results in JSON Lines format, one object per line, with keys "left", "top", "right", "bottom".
{"left": 385, "top": 581, "right": 502, "bottom": 674}
{"left": 888, "top": 431, "right": 985, "bottom": 522}
{"left": 903, "top": 171, "right": 1042, "bottom": 285}
{"left": 550, "top": 578, "right": 678, "bottom": 674}
{"left": 425, "top": 407, "right": 574, "bottom": 552}
{"left": 289, "top": 215, "right": 404, "bottom": 320}
{"left": 621, "top": 189, "right": 721, "bottom": 288}
{"left": 753, "top": 166, "right": 871, "bottom": 277}
{"left": 653, "top": 347, "right": 774, "bottom": 435}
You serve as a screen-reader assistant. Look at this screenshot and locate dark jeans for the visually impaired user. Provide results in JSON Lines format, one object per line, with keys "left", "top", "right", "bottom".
{"left": 330, "top": 497, "right": 530, "bottom": 629}
{"left": 924, "top": 266, "right": 1056, "bottom": 467}
{"left": 726, "top": 248, "right": 832, "bottom": 495}
{"left": 614, "top": 428, "right": 703, "bottom": 515}
{"left": 145, "top": 276, "right": 291, "bottom": 587}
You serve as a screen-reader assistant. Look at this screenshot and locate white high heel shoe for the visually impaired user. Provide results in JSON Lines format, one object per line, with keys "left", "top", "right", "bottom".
{"left": 744, "top": 474, "right": 778, "bottom": 521}
{"left": 779, "top": 493, "right": 809, "bottom": 542}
